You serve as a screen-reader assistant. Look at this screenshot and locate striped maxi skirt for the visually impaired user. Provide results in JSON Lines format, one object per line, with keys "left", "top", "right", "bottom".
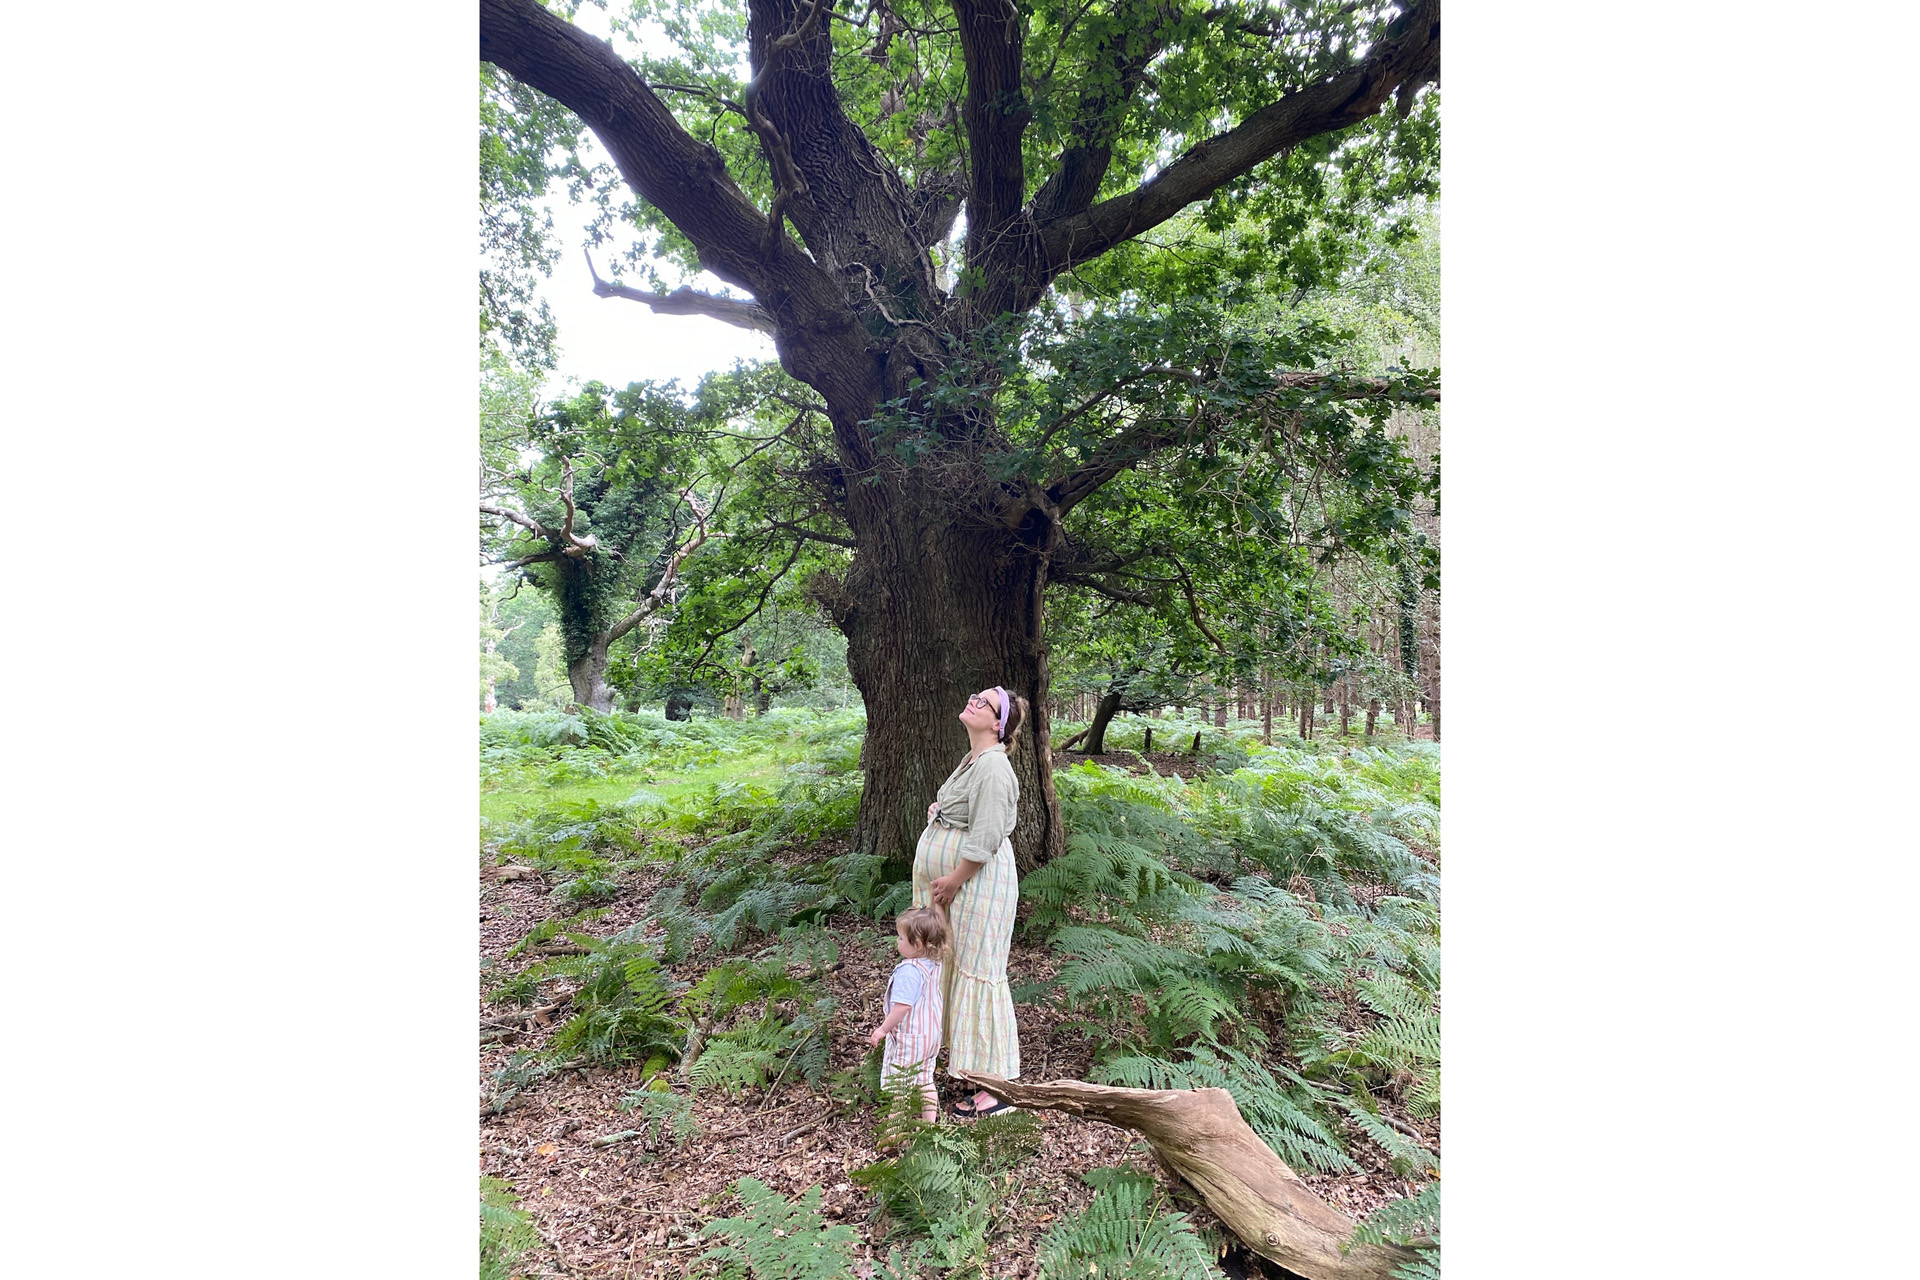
{"left": 912, "top": 822, "right": 1021, "bottom": 1081}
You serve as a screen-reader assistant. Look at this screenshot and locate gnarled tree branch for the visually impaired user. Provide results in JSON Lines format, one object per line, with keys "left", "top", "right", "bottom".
{"left": 1028, "top": 0, "right": 1174, "bottom": 225}
{"left": 605, "top": 491, "right": 713, "bottom": 643}
{"left": 480, "top": 503, "right": 545, "bottom": 538}
{"left": 952, "top": 0, "right": 1036, "bottom": 293}
{"left": 583, "top": 251, "right": 777, "bottom": 333}
{"left": 1050, "top": 571, "right": 1156, "bottom": 607}
{"left": 1036, "top": 0, "right": 1441, "bottom": 290}
{"left": 480, "top": 0, "right": 851, "bottom": 341}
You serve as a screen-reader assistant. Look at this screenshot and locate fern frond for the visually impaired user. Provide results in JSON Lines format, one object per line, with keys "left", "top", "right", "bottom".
{"left": 699, "top": 1177, "right": 859, "bottom": 1280}
{"left": 1036, "top": 1168, "right": 1222, "bottom": 1280}
{"left": 1338, "top": 1100, "right": 1438, "bottom": 1177}
{"left": 1349, "top": 1183, "right": 1439, "bottom": 1248}
{"left": 479, "top": 1177, "right": 540, "bottom": 1280}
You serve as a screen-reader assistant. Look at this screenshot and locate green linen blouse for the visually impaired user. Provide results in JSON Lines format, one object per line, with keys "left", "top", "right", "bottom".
{"left": 931, "top": 743, "right": 1021, "bottom": 863}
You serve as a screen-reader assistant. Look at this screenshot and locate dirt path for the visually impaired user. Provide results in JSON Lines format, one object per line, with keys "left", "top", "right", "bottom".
{"left": 478, "top": 862, "right": 1425, "bottom": 1277}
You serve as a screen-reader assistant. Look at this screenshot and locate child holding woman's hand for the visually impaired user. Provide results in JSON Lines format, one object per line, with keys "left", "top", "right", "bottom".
{"left": 869, "top": 906, "right": 948, "bottom": 1127}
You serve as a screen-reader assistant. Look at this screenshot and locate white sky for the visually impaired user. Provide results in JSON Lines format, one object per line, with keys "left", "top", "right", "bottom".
{"left": 533, "top": 186, "right": 777, "bottom": 396}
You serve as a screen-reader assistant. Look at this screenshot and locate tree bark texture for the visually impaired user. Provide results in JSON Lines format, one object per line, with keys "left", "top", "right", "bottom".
{"left": 954, "top": 1073, "right": 1428, "bottom": 1280}
{"left": 567, "top": 634, "right": 614, "bottom": 713}
{"left": 833, "top": 496, "right": 1065, "bottom": 872}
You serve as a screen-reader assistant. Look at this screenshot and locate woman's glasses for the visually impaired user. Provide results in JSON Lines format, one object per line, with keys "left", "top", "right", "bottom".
{"left": 967, "top": 694, "right": 1001, "bottom": 715}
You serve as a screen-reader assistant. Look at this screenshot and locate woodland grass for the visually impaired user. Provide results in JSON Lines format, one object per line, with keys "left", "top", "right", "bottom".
{"left": 479, "top": 748, "right": 792, "bottom": 824}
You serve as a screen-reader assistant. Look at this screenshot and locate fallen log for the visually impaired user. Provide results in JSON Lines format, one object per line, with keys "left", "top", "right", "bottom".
{"left": 954, "top": 1072, "right": 1427, "bottom": 1280}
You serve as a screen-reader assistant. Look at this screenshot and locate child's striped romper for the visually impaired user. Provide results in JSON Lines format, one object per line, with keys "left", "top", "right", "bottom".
{"left": 882, "top": 955, "right": 943, "bottom": 1101}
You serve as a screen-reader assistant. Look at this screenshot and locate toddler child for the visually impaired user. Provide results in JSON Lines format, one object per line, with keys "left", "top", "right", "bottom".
{"left": 867, "top": 905, "right": 948, "bottom": 1126}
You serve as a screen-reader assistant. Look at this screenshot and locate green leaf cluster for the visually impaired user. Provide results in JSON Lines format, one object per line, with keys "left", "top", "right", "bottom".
{"left": 479, "top": 1176, "right": 542, "bottom": 1280}
{"left": 699, "top": 1178, "right": 860, "bottom": 1280}
{"left": 1035, "top": 1168, "right": 1221, "bottom": 1280}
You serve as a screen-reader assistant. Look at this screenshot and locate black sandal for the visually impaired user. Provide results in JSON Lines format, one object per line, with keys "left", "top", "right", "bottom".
{"left": 950, "top": 1096, "right": 1017, "bottom": 1118}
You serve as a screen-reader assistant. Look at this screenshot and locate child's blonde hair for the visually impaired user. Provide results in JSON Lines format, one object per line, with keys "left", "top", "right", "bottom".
{"left": 895, "top": 906, "right": 949, "bottom": 958}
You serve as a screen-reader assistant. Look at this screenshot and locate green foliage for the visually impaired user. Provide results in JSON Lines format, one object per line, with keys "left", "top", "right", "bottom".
{"left": 699, "top": 1178, "right": 860, "bottom": 1280}
{"left": 1096, "top": 1046, "right": 1353, "bottom": 1176}
{"left": 491, "top": 925, "right": 683, "bottom": 1067}
{"left": 853, "top": 1112, "right": 1042, "bottom": 1256}
{"left": 480, "top": 1176, "right": 541, "bottom": 1280}
{"left": 619, "top": 1084, "right": 700, "bottom": 1150}
{"left": 483, "top": 1051, "right": 555, "bottom": 1116}
{"left": 1349, "top": 1183, "right": 1440, "bottom": 1280}
{"left": 1023, "top": 744, "right": 1439, "bottom": 1176}
{"left": 1303, "top": 965, "right": 1441, "bottom": 1123}
{"left": 624, "top": 760, "right": 885, "bottom": 958}
{"left": 1021, "top": 827, "right": 1205, "bottom": 936}
{"left": 1035, "top": 1168, "right": 1222, "bottom": 1280}
{"left": 679, "top": 944, "right": 838, "bottom": 1096}
{"left": 688, "top": 993, "right": 836, "bottom": 1096}
{"left": 1337, "top": 1098, "right": 1437, "bottom": 1178}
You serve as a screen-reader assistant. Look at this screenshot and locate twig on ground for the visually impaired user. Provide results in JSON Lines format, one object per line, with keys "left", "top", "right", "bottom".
{"left": 591, "top": 1129, "right": 645, "bottom": 1148}
{"left": 480, "top": 1000, "right": 567, "bottom": 1028}
{"left": 758, "top": 1027, "right": 821, "bottom": 1111}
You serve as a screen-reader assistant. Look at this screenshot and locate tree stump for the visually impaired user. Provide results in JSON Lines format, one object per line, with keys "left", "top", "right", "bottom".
{"left": 954, "top": 1073, "right": 1427, "bottom": 1280}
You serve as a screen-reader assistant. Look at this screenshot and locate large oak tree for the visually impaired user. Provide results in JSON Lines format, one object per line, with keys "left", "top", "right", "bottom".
{"left": 479, "top": 0, "right": 1441, "bottom": 868}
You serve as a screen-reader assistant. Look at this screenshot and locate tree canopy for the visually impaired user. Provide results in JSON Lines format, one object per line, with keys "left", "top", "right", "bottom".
{"left": 479, "top": 0, "right": 1441, "bottom": 867}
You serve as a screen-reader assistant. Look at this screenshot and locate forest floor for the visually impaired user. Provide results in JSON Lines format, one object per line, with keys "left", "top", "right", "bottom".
{"left": 479, "top": 708, "right": 1440, "bottom": 1277}
{"left": 479, "top": 860, "right": 1432, "bottom": 1278}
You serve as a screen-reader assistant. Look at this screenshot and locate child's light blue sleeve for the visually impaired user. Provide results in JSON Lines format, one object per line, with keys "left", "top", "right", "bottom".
{"left": 887, "top": 962, "right": 925, "bottom": 1009}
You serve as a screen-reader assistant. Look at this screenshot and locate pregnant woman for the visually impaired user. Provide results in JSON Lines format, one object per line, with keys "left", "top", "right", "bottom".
{"left": 915, "top": 684, "right": 1029, "bottom": 1117}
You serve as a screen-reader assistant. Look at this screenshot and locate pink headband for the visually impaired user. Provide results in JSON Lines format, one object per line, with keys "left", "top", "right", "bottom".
{"left": 995, "top": 687, "right": 1010, "bottom": 739}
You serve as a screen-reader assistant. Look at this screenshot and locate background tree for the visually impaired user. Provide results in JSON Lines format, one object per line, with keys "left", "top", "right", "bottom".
{"left": 480, "top": 378, "right": 714, "bottom": 711}
{"left": 480, "top": 585, "right": 523, "bottom": 713}
{"left": 479, "top": 0, "right": 1441, "bottom": 867}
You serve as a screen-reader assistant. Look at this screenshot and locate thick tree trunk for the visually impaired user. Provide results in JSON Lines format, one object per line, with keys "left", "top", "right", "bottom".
{"left": 1079, "top": 689, "right": 1122, "bottom": 754}
{"left": 835, "top": 495, "right": 1064, "bottom": 873}
{"left": 1365, "top": 698, "right": 1380, "bottom": 737}
{"left": 955, "top": 1073, "right": 1428, "bottom": 1280}
{"left": 566, "top": 634, "right": 614, "bottom": 713}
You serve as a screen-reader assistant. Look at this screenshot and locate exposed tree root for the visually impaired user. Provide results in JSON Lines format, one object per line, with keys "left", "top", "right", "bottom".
{"left": 954, "top": 1072, "right": 1427, "bottom": 1280}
